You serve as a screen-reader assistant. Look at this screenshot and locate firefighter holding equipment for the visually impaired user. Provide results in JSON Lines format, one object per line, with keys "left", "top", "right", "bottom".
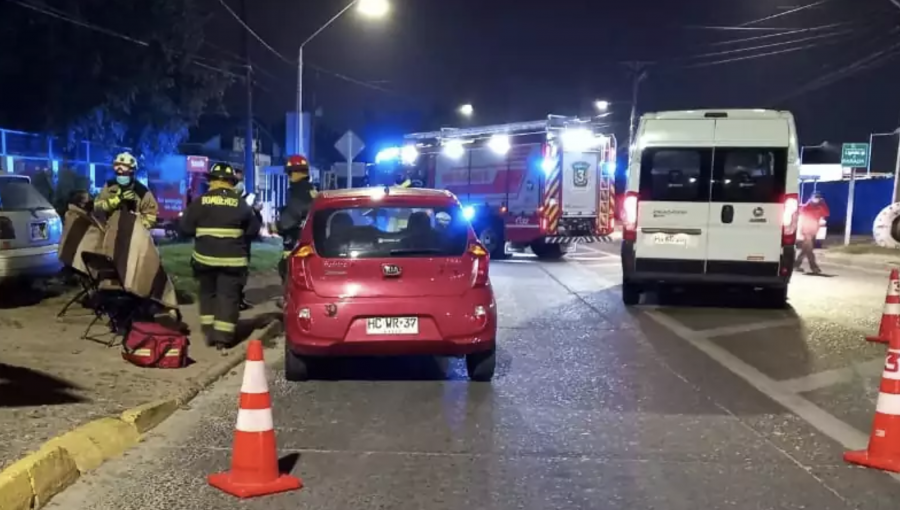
{"left": 95, "top": 152, "right": 160, "bottom": 230}
{"left": 180, "top": 162, "right": 261, "bottom": 349}
{"left": 277, "top": 154, "right": 317, "bottom": 282}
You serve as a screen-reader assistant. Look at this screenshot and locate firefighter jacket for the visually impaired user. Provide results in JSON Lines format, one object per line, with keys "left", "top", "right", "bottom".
{"left": 95, "top": 180, "right": 159, "bottom": 229}
{"left": 180, "top": 185, "right": 261, "bottom": 268}
{"left": 277, "top": 180, "right": 317, "bottom": 255}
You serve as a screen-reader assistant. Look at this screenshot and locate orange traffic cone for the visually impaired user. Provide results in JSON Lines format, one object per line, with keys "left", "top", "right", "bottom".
{"left": 866, "top": 269, "right": 900, "bottom": 344}
{"left": 208, "top": 340, "right": 302, "bottom": 498}
{"left": 844, "top": 339, "right": 900, "bottom": 472}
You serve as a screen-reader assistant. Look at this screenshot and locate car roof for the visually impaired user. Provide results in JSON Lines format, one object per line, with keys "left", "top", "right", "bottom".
{"left": 315, "top": 187, "right": 460, "bottom": 208}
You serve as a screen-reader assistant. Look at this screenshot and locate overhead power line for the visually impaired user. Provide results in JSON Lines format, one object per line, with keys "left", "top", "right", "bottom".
{"left": 739, "top": 0, "right": 831, "bottom": 27}
{"left": 681, "top": 28, "right": 853, "bottom": 61}
{"left": 708, "top": 22, "right": 848, "bottom": 47}
{"left": 213, "top": 0, "right": 294, "bottom": 66}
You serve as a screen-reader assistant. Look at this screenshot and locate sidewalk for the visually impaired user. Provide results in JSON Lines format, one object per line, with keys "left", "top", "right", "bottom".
{"left": 816, "top": 238, "right": 899, "bottom": 273}
{"left": 0, "top": 271, "right": 283, "bottom": 470}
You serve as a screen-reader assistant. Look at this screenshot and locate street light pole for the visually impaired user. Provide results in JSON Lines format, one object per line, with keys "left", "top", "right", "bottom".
{"left": 296, "top": 0, "right": 379, "bottom": 156}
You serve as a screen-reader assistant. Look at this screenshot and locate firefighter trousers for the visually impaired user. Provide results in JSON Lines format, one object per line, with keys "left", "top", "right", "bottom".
{"left": 193, "top": 263, "right": 247, "bottom": 346}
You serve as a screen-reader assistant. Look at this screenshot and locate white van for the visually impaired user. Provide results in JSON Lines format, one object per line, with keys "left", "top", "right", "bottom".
{"left": 620, "top": 109, "right": 800, "bottom": 307}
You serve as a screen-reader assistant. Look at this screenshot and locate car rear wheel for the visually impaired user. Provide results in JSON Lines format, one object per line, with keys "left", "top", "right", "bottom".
{"left": 466, "top": 346, "right": 496, "bottom": 382}
{"left": 284, "top": 343, "right": 311, "bottom": 381}
{"left": 622, "top": 282, "right": 641, "bottom": 306}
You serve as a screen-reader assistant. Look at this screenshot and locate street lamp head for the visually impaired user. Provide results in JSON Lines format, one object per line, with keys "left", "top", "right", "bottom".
{"left": 357, "top": 0, "right": 389, "bottom": 18}
{"left": 594, "top": 100, "right": 610, "bottom": 112}
{"left": 459, "top": 104, "right": 474, "bottom": 117}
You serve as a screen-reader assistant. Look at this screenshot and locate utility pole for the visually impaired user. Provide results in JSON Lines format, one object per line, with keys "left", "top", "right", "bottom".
{"left": 624, "top": 61, "right": 650, "bottom": 152}
{"left": 240, "top": 0, "right": 255, "bottom": 191}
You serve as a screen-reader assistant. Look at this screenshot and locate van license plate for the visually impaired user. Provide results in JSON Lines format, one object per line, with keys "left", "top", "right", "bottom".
{"left": 653, "top": 233, "right": 687, "bottom": 246}
{"left": 366, "top": 317, "right": 418, "bottom": 335}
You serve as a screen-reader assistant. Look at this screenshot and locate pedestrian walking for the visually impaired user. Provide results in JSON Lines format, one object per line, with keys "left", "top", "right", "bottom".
{"left": 796, "top": 191, "right": 830, "bottom": 275}
{"left": 180, "top": 162, "right": 261, "bottom": 349}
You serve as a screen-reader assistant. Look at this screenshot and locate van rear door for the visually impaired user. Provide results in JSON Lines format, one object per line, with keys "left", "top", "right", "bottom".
{"left": 635, "top": 148, "right": 712, "bottom": 266}
{"left": 705, "top": 120, "right": 790, "bottom": 275}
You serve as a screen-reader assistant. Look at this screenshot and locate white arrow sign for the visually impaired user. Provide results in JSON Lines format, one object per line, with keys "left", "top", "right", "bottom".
{"left": 335, "top": 130, "right": 365, "bottom": 189}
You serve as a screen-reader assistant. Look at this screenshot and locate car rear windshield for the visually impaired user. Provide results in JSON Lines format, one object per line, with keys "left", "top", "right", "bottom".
{"left": 639, "top": 148, "right": 712, "bottom": 202}
{"left": 312, "top": 205, "right": 470, "bottom": 258}
{"left": 711, "top": 148, "right": 787, "bottom": 203}
{"left": 0, "top": 178, "right": 54, "bottom": 211}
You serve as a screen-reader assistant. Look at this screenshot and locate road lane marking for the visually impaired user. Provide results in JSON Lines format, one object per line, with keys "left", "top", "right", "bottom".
{"left": 643, "top": 309, "right": 900, "bottom": 483}
{"left": 780, "top": 358, "right": 887, "bottom": 394}
{"left": 695, "top": 318, "right": 800, "bottom": 338}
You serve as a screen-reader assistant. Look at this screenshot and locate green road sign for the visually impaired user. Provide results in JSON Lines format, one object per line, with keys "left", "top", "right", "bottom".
{"left": 841, "top": 143, "right": 869, "bottom": 168}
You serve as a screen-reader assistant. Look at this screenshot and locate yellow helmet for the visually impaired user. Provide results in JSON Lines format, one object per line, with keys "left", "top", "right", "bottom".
{"left": 113, "top": 152, "right": 137, "bottom": 172}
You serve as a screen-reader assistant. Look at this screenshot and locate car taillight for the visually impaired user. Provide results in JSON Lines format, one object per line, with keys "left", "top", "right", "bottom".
{"left": 782, "top": 194, "right": 799, "bottom": 246}
{"left": 289, "top": 244, "right": 314, "bottom": 290}
{"left": 622, "top": 192, "right": 639, "bottom": 242}
{"left": 469, "top": 243, "right": 490, "bottom": 287}
{"left": 0, "top": 217, "right": 14, "bottom": 240}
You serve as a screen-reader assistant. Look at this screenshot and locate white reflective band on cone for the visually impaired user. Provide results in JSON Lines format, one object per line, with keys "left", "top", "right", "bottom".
{"left": 236, "top": 408, "right": 274, "bottom": 432}
{"left": 875, "top": 392, "right": 900, "bottom": 416}
{"left": 241, "top": 360, "right": 269, "bottom": 394}
{"left": 884, "top": 303, "right": 900, "bottom": 315}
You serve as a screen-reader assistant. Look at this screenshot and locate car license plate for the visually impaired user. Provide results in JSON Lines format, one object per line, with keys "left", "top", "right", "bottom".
{"left": 366, "top": 317, "right": 418, "bottom": 335}
{"left": 653, "top": 233, "right": 687, "bottom": 246}
{"left": 30, "top": 222, "right": 48, "bottom": 241}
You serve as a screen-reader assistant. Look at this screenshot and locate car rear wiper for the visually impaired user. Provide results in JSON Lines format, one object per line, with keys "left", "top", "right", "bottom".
{"left": 389, "top": 248, "right": 444, "bottom": 256}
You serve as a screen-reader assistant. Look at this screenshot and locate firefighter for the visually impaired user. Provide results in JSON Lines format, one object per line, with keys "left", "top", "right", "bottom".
{"left": 180, "top": 162, "right": 261, "bottom": 349}
{"left": 394, "top": 171, "right": 412, "bottom": 188}
{"left": 277, "top": 154, "right": 317, "bottom": 282}
{"left": 94, "top": 152, "right": 159, "bottom": 229}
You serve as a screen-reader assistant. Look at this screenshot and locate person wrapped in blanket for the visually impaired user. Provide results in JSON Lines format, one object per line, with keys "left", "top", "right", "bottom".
{"left": 93, "top": 152, "right": 159, "bottom": 230}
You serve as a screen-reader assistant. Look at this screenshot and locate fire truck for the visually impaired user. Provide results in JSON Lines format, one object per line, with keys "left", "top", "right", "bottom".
{"left": 370, "top": 115, "right": 617, "bottom": 259}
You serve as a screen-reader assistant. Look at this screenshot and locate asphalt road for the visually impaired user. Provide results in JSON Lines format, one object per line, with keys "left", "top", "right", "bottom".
{"left": 49, "top": 245, "right": 900, "bottom": 510}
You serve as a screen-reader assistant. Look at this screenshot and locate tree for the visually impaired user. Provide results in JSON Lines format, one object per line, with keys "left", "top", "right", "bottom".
{"left": 0, "top": 0, "right": 233, "bottom": 166}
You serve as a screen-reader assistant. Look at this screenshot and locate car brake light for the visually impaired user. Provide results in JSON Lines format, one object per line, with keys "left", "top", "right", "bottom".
{"left": 469, "top": 243, "right": 490, "bottom": 287}
{"left": 782, "top": 193, "right": 799, "bottom": 246}
{"left": 622, "top": 192, "right": 639, "bottom": 242}
{"left": 0, "top": 216, "right": 14, "bottom": 240}
{"left": 289, "top": 244, "right": 314, "bottom": 290}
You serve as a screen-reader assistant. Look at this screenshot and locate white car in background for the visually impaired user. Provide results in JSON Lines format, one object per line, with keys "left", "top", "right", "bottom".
{"left": 0, "top": 174, "right": 63, "bottom": 283}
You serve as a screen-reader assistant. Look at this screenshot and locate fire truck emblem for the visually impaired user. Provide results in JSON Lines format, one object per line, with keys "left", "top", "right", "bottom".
{"left": 572, "top": 162, "right": 590, "bottom": 188}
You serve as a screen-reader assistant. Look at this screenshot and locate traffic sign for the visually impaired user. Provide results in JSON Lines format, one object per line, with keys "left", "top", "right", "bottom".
{"left": 841, "top": 143, "right": 869, "bottom": 168}
{"left": 335, "top": 130, "right": 365, "bottom": 162}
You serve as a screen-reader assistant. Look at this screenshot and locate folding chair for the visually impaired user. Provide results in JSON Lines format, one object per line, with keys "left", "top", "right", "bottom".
{"left": 79, "top": 252, "right": 149, "bottom": 346}
{"left": 56, "top": 267, "right": 97, "bottom": 319}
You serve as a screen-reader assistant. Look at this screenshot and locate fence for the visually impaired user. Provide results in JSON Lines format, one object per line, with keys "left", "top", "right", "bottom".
{"left": 0, "top": 127, "right": 130, "bottom": 191}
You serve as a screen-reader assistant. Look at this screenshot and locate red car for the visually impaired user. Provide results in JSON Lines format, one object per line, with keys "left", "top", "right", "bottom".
{"left": 283, "top": 187, "right": 498, "bottom": 381}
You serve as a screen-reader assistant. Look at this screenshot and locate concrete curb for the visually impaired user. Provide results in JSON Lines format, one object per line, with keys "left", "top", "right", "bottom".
{"left": 0, "top": 319, "right": 283, "bottom": 510}
{"left": 818, "top": 251, "right": 899, "bottom": 274}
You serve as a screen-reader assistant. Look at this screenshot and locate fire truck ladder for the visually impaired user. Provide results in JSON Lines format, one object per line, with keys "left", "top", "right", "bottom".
{"left": 403, "top": 115, "right": 603, "bottom": 142}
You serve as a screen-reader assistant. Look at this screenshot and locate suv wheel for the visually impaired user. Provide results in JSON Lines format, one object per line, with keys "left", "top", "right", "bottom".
{"left": 284, "top": 342, "right": 311, "bottom": 381}
{"left": 466, "top": 346, "right": 496, "bottom": 382}
{"left": 622, "top": 282, "right": 641, "bottom": 306}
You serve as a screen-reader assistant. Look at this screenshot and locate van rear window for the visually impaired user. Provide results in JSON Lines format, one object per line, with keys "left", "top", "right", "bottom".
{"left": 639, "top": 149, "right": 712, "bottom": 202}
{"left": 712, "top": 148, "right": 787, "bottom": 203}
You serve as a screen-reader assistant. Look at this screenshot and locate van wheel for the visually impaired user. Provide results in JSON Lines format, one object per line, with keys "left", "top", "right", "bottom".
{"left": 622, "top": 282, "right": 641, "bottom": 306}
{"left": 466, "top": 346, "right": 496, "bottom": 382}
{"left": 762, "top": 287, "right": 788, "bottom": 309}
{"left": 284, "top": 343, "right": 311, "bottom": 381}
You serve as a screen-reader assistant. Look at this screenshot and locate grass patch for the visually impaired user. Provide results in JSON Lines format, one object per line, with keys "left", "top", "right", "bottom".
{"left": 829, "top": 243, "right": 900, "bottom": 257}
{"left": 159, "top": 240, "right": 282, "bottom": 298}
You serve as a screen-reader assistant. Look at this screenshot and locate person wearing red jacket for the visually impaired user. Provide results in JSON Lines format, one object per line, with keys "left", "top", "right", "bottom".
{"left": 796, "top": 191, "right": 830, "bottom": 274}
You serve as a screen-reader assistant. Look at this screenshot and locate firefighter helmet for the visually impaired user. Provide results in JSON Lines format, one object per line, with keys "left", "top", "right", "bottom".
{"left": 285, "top": 154, "right": 310, "bottom": 174}
{"left": 113, "top": 152, "right": 138, "bottom": 172}
{"left": 208, "top": 162, "right": 237, "bottom": 181}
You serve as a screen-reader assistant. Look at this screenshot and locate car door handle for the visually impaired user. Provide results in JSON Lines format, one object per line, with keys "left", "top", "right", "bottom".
{"left": 721, "top": 205, "right": 734, "bottom": 224}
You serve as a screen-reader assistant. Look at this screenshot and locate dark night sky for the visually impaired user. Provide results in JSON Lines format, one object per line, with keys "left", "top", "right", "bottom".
{"left": 205, "top": 0, "right": 900, "bottom": 163}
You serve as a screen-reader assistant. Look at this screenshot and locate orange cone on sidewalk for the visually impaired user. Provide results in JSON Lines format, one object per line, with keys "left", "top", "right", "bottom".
{"left": 844, "top": 338, "right": 900, "bottom": 472}
{"left": 866, "top": 269, "right": 900, "bottom": 344}
{"left": 208, "top": 340, "right": 302, "bottom": 498}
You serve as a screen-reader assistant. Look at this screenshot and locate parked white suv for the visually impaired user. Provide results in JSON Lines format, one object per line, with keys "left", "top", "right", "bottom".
{"left": 0, "top": 174, "right": 63, "bottom": 282}
{"left": 621, "top": 109, "right": 801, "bottom": 307}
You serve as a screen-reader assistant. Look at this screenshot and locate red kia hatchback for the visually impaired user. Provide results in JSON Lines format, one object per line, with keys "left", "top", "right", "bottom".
{"left": 283, "top": 187, "right": 497, "bottom": 381}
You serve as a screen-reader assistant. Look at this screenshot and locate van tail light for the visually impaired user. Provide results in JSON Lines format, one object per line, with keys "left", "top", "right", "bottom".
{"left": 622, "top": 192, "right": 639, "bottom": 242}
{"left": 469, "top": 243, "right": 490, "bottom": 287}
{"left": 782, "top": 193, "right": 799, "bottom": 246}
{"left": 289, "top": 244, "right": 314, "bottom": 290}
